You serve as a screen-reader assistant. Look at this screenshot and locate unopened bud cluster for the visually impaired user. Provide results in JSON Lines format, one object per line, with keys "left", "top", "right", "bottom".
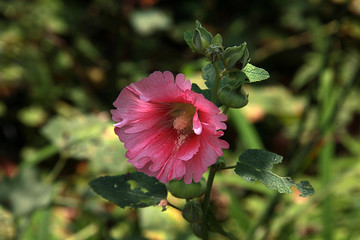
{"left": 187, "top": 20, "right": 251, "bottom": 108}
{"left": 182, "top": 200, "right": 203, "bottom": 223}
{"left": 190, "top": 21, "right": 249, "bottom": 72}
{"left": 222, "top": 42, "right": 249, "bottom": 70}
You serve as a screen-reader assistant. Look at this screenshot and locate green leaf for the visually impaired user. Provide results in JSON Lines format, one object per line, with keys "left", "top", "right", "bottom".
{"left": 234, "top": 149, "right": 314, "bottom": 197}
{"left": 223, "top": 43, "right": 247, "bottom": 70}
{"left": 184, "top": 31, "right": 196, "bottom": 52}
{"left": 201, "top": 62, "right": 230, "bottom": 106}
{"left": 296, "top": 181, "right": 315, "bottom": 197}
{"left": 202, "top": 62, "right": 229, "bottom": 90}
{"left": 229, "top": 71, "right": 248, "bottom": 87}
{"left": 89, "top": 172, "right": 167, "bottom": 208}
{"left": 191, "top": 83, "right": 212, "bottom": 101}
{"left": 241, "top": 63, "right": 270, "bottom": 83}
{"left": 202, "top": 63, "right": 217, "bottom": 90}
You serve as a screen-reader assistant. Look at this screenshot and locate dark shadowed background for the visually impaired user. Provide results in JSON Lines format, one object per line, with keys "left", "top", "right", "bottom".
{"left": 1, "top": 0, "right": 360, "bottom": 239}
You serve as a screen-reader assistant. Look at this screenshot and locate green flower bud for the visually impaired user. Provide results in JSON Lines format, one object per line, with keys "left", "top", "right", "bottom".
{"left": 191, "top": 223, "right": 203, "bottom": 238}
{"left": 223, "top": 42, "right": 248, "bottom": 70}
{"left": 239, "top": 46, "right": 250, "bottom": 69}
{"left": 205, "top": 43, "right": 223, "bottom": 62}
{"left": 215, "top": 156, "right": 226, "bottom": 168}
{"left": 182, "top": 200, "right": 203, "bottom": 223}
{"left": 218, "top": 85, "right": 249, "bottom": 108}
{"left": 167, "top": 178, "right": 206, "bottom": 199}
{"left": 211, "top": 34, "right": 223, "bottom": 45}
{"left": 192, "top": 20, "right": 213, "bottom": 54}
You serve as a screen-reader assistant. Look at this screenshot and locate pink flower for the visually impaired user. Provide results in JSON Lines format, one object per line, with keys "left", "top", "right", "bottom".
{"left": 111, "top": 71, "right": 229, "bottom": 184}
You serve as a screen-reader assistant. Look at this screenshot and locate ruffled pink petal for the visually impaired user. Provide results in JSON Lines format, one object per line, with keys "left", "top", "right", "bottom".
{"left": 116, "top": 122, "right": 172, "bottom": 160}
{"left": 127, "top": 127, "right": 177, "bottom": 166}
{"left": 183, "top": 128, "right": 229, "bottom": 184}
{"left": 111, "top": 71, "right": 229, "bottom": 184}
{"left": 175, "top": 73, "right": 191, "bottom": 91}
{"left": 111, "top": 85, "right": 170, "bottom": 129}
{"left": 190, "top": 91, "right": 222, "bottom": 113}
{"left": 176, "top": 133, "right": 200, "bottom": 160}
{"left": 133, "top": 71, "right": 171, "bottom": 94}
{"left": 138, "top": 72, "right": 184, "bottom": 103}
{"left": 192, "top": 110, "right": 202, "bottom": 135}
{"left": 167, "top": 160, "right": 186, "bottom": 180}
{"left": 128, "top": 156, "right": 151, "bottom": 169}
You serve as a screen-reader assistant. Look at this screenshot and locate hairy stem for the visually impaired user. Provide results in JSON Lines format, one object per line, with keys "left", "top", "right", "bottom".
{"left": 201, "top": 165, "right": 217, "bottom": 239}
{"left": 201, "top": 60, "right": 224, "bottom": 239}
{"left": 223, "top": 106, "right": 230, "bottom": 115}
{"left": 219, "top": 165, "right": 236, "bottom": 171}
{"left": 168, "top": 202, "right": 182, "bottom": 212}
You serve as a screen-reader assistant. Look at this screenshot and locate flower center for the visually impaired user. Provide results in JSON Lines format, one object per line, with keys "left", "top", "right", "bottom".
{"left": 170, "top": 103, "right": 196, "bottom": 132}
{"left": 173, "top": 111, "right": 192, "bottom": 131}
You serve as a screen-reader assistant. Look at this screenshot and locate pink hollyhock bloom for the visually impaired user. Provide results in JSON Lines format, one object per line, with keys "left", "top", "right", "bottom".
{"left": 111, "top": 71, "right": 229, "bottom": 184}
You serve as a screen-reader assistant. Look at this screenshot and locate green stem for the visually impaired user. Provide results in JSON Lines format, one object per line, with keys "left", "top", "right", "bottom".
{"left": 201, "top": 165, "right": 217, "bottom": 239}
{"left": 15, "top": 216, "right": 30, "bottom": 240}
{"left": 200, "top": 60, "right": 224, "bottom": 239}
{"left": 219, "top": 165, "right": 236, "bottom": 171}
{"left": 211, "top": 61, "right": 222, "bottom": 103}
{"left": 45, "top": 154, "right": 68, "bottom": 183}
{"left": 168, "top": 201, "right": 182, "bottom": 212}
{"left": 223, "top": 106, "right": 230, "bottom": 115}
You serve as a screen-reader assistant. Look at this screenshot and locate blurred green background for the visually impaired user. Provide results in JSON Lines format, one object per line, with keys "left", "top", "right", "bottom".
{"left": 1, "top": 0, "right": 360, "bottom": 239}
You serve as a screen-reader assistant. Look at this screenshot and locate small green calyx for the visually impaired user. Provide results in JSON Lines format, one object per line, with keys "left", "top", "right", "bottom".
{"left": 191, "top": 223, "right": 203, "bottom": 238}
{"left": 205, "top": 43, "right": 223, "bottom": 62}
{"left": 192, "top": 20, "right": 213, "bottom": 54}
{"left": 215, "top": 156, "right": 226, "bottom": 168}
{"left": 218, "top": 85, "right": 249, "bottom": 108}
{"left": 206, "top": 34, "right": 224, "bottom": 62}
{"left": 223, "top": 42, "right": 249, "bottom": 70}
{"left": 182, "top": 200, "right": 203, "bottom": 223}
{"left": 167, "top": 178, "right": 206, "bottom": 199}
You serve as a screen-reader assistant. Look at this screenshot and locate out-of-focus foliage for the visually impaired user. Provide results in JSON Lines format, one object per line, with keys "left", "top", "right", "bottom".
{"left": 0, "top": 167, "right": 52, "bottom": 216}
{"left": 41, "top": 112, "right": 126, "bottom": 173}
{"left": 0, "top": 0, "right": 360, "bottom": 239}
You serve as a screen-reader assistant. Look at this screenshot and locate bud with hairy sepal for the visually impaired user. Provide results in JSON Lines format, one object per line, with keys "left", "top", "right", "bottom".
{"left": 205, "top": 43, "right": 223, "bottom": 62}
{"left": 192, "top": 20, "right": 213, "bottom": 54}
{"left": 191, "top": 223, "right": 203, "bottom": 238}
{"left": 223, "top": 42, "right": 248, "bottom": 70}
{"left": 218, "top": 85, "right": 249, "bottom": 108}
{"left": 167, "top": 178, "right": 206, "bottom": 199}
{"left": 215, "top": 156, "right": 226, "bottom": 168}
{"left": 240, "top": 46, "right": 250, "bottom": 69}
{"left": 182, "top": 200, "right": 203, "bottom": 223}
